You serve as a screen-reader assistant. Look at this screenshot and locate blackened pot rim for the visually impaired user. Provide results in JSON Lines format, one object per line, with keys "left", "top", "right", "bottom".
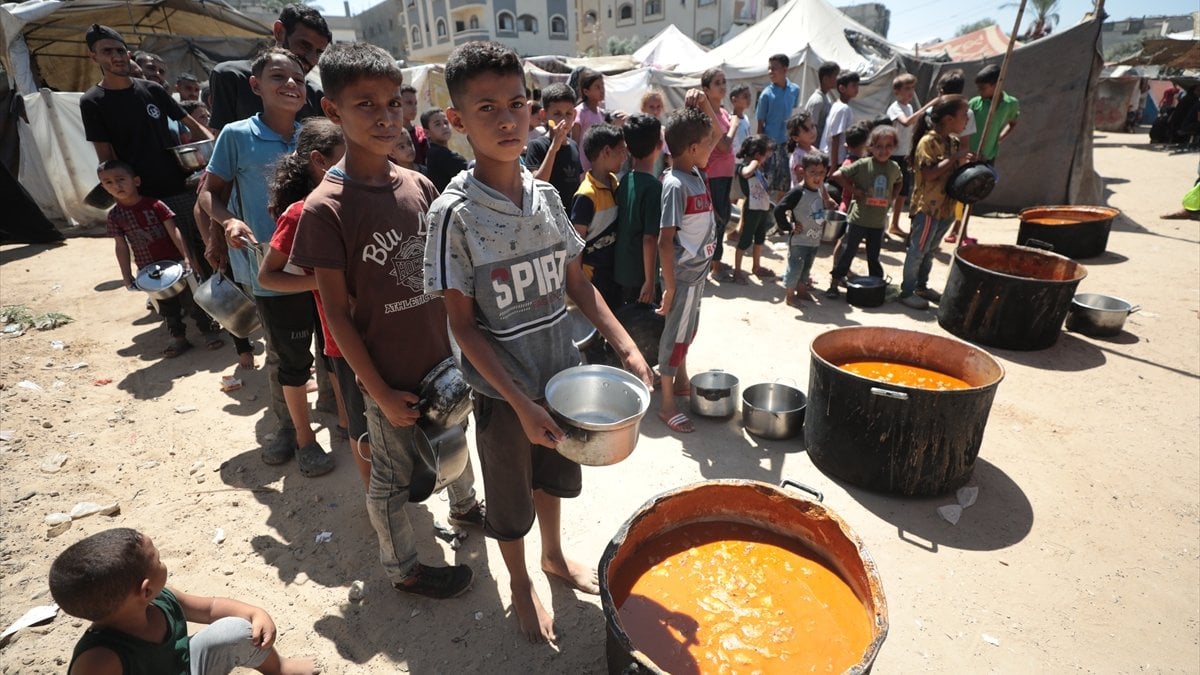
{"left": 953, "top": 243, "right": 1087, "bottom": 285}
{"left": 809, "top": 326, "right": 1005, "bottom": 392}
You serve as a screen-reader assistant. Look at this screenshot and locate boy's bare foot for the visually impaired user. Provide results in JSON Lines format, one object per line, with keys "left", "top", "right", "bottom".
{"left": 238, "top": 351, "right": 256, "bottom": 369}
{"left": 542, "top": 555, "right": 600, "bottom": 594}
{"left": 278, "top": 656, "right": 320, "bottom": 675}
{"left": 511, "top": 581, "right": 556, "bottom": 643}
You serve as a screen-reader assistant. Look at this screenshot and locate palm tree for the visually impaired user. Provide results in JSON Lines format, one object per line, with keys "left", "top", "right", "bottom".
{"left": 1000, "top": 0, "right": 1060, "bottom": 40}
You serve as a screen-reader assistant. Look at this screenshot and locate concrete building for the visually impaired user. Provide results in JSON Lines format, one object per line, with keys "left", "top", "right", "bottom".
{"left": 575, "top": 0, "right": 779, "bottom": 56}
{"left": 396, "top": 0, "right": 576, "bottom": 63}
{"left": 357, "top": 0, "right": 409, "bottom": 59}
{"left": 837, "top": 2, "right": 889, "bottom": 38}
{"left": 1101, "top": 13, "right": 1197, "bottom": 60}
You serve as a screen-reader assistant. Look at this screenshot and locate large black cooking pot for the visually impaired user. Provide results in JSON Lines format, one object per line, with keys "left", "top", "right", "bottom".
{"left": 600, "top": 480, "right": 888, "bottom": 674}
{"left": 938, "top": 244, "right": 1087, "bottom": 351}
{"left": 806, "top": 327, "right": 1005, "bottom": 496}
{"left": 1016, "top": 206, "right": 1120, "bottom": 259}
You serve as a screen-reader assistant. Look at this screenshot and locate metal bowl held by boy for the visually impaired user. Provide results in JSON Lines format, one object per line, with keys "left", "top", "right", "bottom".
{"left": 545, "top": 365, "right": 651, "bottom": 466}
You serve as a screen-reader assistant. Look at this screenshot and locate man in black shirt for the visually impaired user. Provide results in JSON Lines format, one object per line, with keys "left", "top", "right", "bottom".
{"left": 80, "top": 25, "right": 212, "bottom": 263}
{"left": 208, "top": 4, "right": 331, "bottom": 130}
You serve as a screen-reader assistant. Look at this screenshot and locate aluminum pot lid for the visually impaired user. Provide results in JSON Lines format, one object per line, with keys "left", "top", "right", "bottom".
{"left": 135, "top": 260, "right": 186, "bottom": 292}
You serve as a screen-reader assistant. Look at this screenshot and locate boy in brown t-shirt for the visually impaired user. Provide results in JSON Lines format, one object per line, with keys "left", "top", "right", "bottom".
{"left": 289, "top": 43, "right": 482, "bottom": 600}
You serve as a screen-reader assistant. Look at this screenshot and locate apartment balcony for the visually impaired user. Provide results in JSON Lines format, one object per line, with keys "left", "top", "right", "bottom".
{"left": 449, "top": 0, "right": 485, "bottom": 9}
{"left": 453, "top": 28, "right": 490, "bottom": 44}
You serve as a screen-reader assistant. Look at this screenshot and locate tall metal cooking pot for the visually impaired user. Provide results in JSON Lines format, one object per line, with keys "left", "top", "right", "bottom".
{"left": 938, "top": 243, "right": 1087, "bottom": 351}
{"left": 689, "top": 369, "right": 738, "bottom": 418}
{"left": 600, "top": 479, "right": 888, "bottom": 674}
{"left": 1016, "top": 206, "right": 1120, "bottom": 259}
{"left": 806, "top": 326, "right": 1005, "bottom": 496}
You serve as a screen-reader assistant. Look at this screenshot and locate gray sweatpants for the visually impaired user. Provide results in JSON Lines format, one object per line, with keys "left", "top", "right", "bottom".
{"left": 657, "top": 280, "right": 705, "bottom": 377}
{"left": 188, "top": 617, "right": 271, "bottom": 675}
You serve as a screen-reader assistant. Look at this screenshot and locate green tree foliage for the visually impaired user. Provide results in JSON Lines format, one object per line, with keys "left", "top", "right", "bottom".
{"left": 956, "top": 19, "right": 996, "bottom": 36}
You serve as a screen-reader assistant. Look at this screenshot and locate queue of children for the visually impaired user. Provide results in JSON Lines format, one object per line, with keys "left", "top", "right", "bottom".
{"left": 72, "top": 32, "right": 1023, "bottom": 671}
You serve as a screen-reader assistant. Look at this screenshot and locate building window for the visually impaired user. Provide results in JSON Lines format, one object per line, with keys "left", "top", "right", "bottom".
{"left": 696, "top": 28, "right": 716, "bottom": 45}
{"left": 645, "top": 0, "right": 662, "bottom": 16}
{"left": 455, "top": 19, "right": 465, "bottom": 32}
{"left": 584, "top": 10, "right": 598, "bottom": 26}
{"left": 550, "top": 15, "right": 567, "bottom": 35}
{"left": 618, "top": 3, "right": 633, "bottom": 22}
{"left": 518, "top": 14, "right": 537, "bottom": 32}
{"left": 497, "top": 10, "right": 515, "bottom": 32}
{"left": 411, "top": 25, "right": 420, "bottom": 45}
{"left": 469, "top": 15, "right": 479, "bottom": 29}
{"left": 436, "top": 18, "right": 447, "bottom": 38}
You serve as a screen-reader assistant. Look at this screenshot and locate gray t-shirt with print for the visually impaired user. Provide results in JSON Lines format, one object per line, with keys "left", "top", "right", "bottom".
{"left": 661, "top": 167, "right": 716, "bottom": 286}
{"left": 424, "top": 169, "right": 584, "bottom": 401}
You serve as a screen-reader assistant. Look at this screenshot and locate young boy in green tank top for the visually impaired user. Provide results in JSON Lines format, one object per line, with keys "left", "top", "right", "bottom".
{"left": 51, "top": 528, "right": 317, "bottom": 675}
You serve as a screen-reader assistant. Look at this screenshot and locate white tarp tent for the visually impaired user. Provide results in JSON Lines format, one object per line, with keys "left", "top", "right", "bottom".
{"left": 1, "top": 0, "right": 271, "bottom": 225}
{"left": 633, "top": 25, "right": 710, "bottom": 71}
{"left": 691, "top": 0, "right": 904, "bottom": 79}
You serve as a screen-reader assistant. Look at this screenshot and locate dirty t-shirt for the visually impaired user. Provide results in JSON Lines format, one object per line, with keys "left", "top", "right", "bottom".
{"left": 841, "top": 157, "right": 901, "bottom": 229}
{"left": 290, "top": 165, "right": 450, "bottom": 392}
{"left": 910, "top": 131, "right": 959, "bottom": 221}
{"left": 424, "top": 169, "right": 584, "bottom": 401}
{"left": 661, "top": 167, "right": 716, "bottom": 286}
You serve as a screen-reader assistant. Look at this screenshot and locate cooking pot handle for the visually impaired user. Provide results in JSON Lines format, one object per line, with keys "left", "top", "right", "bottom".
{"left": 1025, "top": 238, "right": 1055, "bottom": 251}
{"left": 549, "top": 410, "right": 589, "bottom": 444}
{"left": 1127, "top": 305, "right": 1141, "bottom": 314}
{"left": 781, "top": 479, "right": 824, "bottom": 502}
{"left": 870, "top": 387, "right": 909, "bottom": 401}
{"left": 773, "top": 377, "right": 798, "bottom": 387}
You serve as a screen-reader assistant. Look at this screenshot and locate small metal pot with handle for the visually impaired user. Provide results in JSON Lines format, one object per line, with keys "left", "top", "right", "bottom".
{"left": 134, "top": 260, "right": 191, "bottom": 300}
{"left": 545, "top": 365, "right": 651, "bottom": 466}
{"left": 1066, "top": 293, "right": 1140, "bottom": 337}
{"left": 741, "top": 379, "right": 806, "bottom": 440}
{"left": 690, "top": 369, "right": 739, "bottom": 418}
{"left": 193, "top": 272, "right": 260, "bottom": 338}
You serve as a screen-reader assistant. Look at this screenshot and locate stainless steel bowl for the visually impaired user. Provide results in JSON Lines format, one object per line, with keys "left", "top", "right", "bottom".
{"left": 545, "top": 365, "right": 650, "bottom": 466}
{"left": 742, "top": 382, "right": 806, "bottom": 440}
{"left": 169, "top": 139, "right": 215, "bottom": 172}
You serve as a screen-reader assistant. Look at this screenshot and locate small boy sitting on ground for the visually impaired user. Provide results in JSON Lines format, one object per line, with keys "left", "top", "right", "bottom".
{"left": 100, "top": 159, "right": 225, "bottom": 358}
{"left": 657, "top": 93, "right": 724, "bottom": 434}
{"left": 424, "top": 41, "right": 652, "bottom": 642}
{"left": 51, "top": 528, "right": 317, "bottom": 675}
{"left": 614, "top": 113, "right": 664, "bottom": 305}
{"left": 775, "top": 151, "right": 829, "bottom": 307}
{"left": 422, "top": 107, "right": 468, "bottom": 191}
{"left": 571, "top": 123, "right": 627, "bottom": 309}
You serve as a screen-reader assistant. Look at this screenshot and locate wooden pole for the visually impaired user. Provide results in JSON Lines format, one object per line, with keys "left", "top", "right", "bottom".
{"left": 960, "top": 0, "right": 1027, "bottom": 241}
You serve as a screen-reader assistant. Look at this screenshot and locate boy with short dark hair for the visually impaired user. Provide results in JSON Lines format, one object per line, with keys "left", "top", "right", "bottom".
{"left": 775, "top": 151, "right": 829, "bottom": 306}
{"left": 757, "top": 53, "right": 802, "bottom": 197}
{"left": 615, "top": 113, "right": 664, "bottom": 304}
{"left": 202, "top": 47, "right": 323, "bottom": 471}
{"left": 820, "top": 71, "right": 861, "bottom": 168}
{"left": 424, "top": 41, "right": 652, "bottom": 643}
{"left": 400, "top": 84, "right": 428, "bottom": 165}
{"left": 572, "top": 123, "right": 627, "bottom": 309}
{"left": 656, "top": 93, "right": 723, "bottom": 434}
{"left": 51, "top": 528, "right": 317, "bottom": 675}
{"left": 524, "top": 82, "right": 583, "bottom": 207}
{"left": 100, "top": 159, "right": 225, "bottom": 358}
{"left": 806, "top": 61, "right": 841, "bottom": 142}
{"left": 421, "top": 107, "right": 468, "bottom": 191}
{"left": 290, "top": 42, "right": 483, "bottom": 600}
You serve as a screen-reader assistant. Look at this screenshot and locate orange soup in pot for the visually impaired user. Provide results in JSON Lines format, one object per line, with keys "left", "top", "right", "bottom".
{"left": 839, "top": 360, "right": 970, "bottom": 391}
{"left": 614, "top": 521, "right": 873, "bottom": 674}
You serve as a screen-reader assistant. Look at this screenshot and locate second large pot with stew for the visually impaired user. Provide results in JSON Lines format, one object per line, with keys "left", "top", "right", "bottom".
{"left": 807, "top": 326, "right": 1004, "bottom": 496}
{"left": 938, "top": 243, "right": 1087, "bottom": 351}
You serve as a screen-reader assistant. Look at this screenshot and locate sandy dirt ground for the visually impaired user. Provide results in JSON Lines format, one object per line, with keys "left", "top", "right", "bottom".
{"left": 1, "top": 132, "right": 1197, "bottom": 674}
